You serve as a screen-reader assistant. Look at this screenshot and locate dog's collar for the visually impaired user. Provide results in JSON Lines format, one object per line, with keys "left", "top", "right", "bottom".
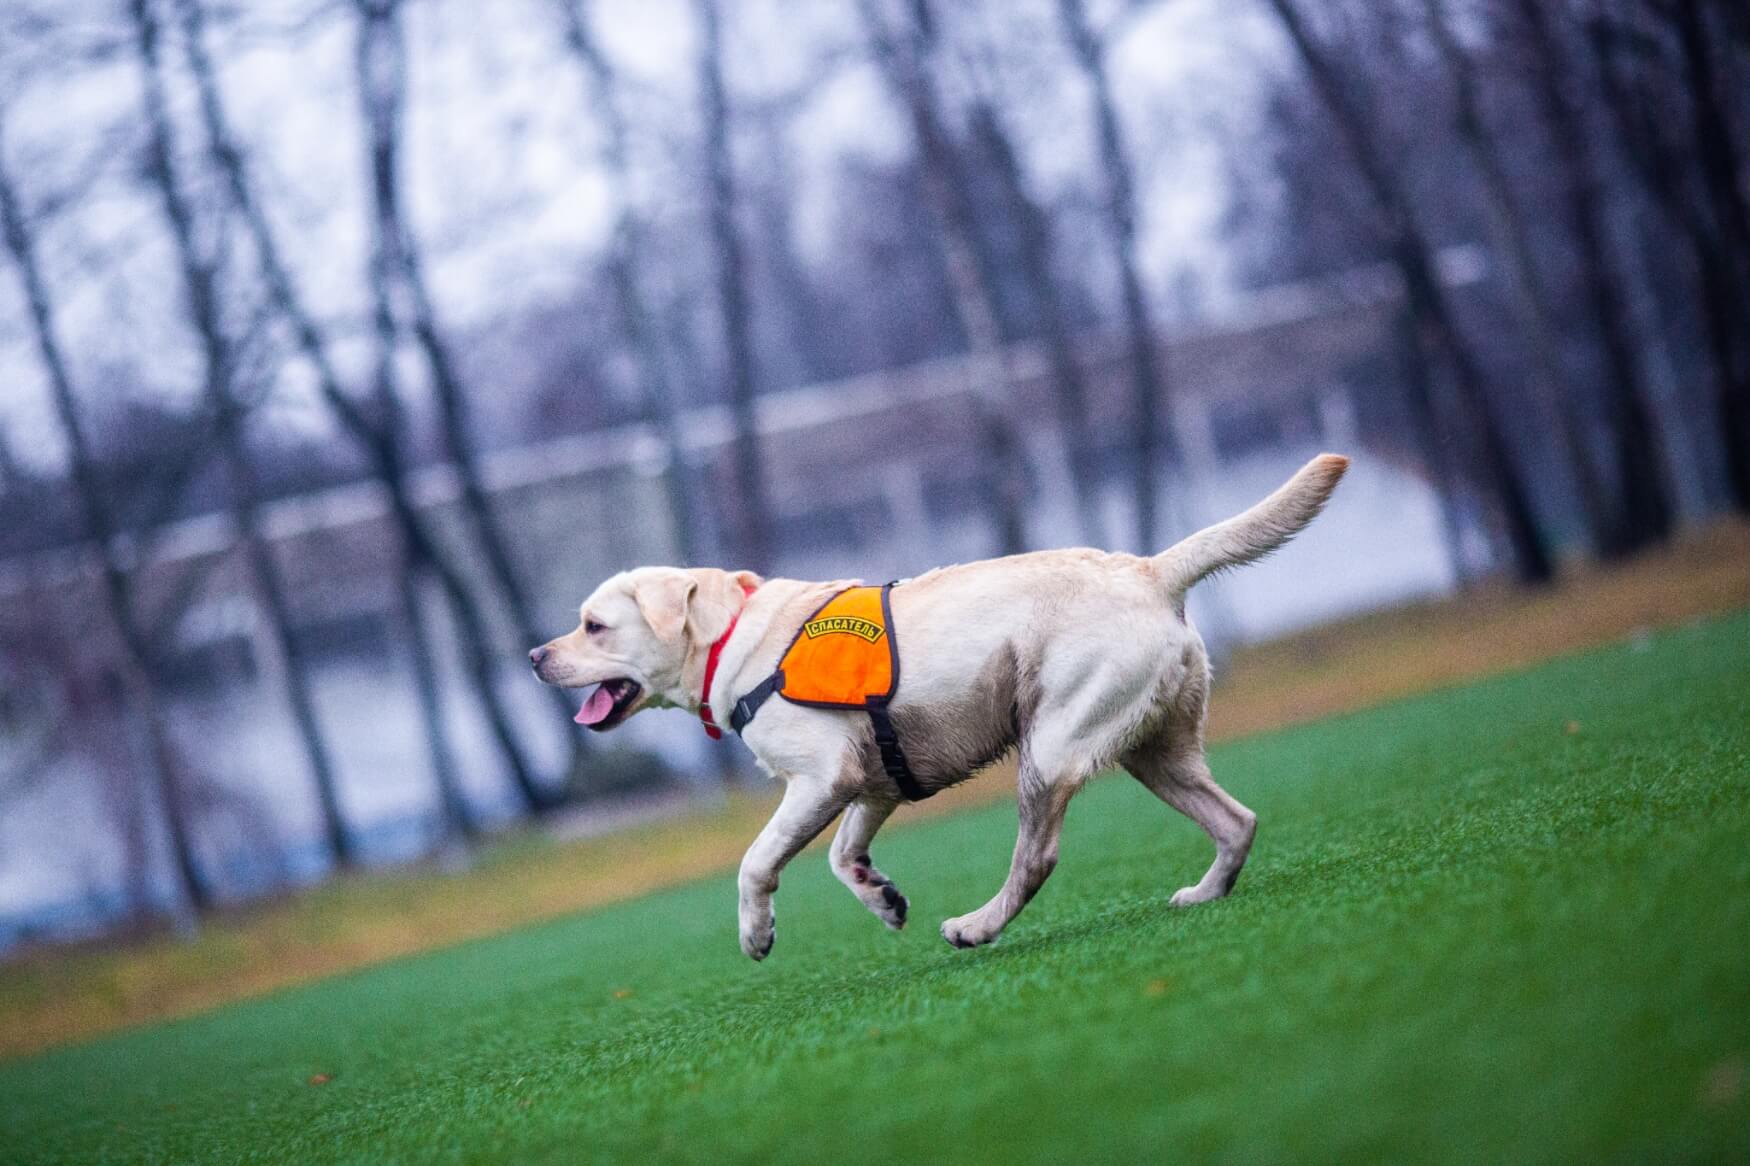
{"left": 699, "top": 583, "right": 758, "bottom": 740}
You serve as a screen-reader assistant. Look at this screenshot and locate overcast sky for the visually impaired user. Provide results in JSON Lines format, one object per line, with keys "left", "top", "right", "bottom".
{"left": 0, "top": 0, "right": 1284, "bottom": 472}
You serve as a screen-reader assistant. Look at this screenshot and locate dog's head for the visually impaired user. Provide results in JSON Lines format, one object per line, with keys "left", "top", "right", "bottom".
{"left": 529, "top": 566, "right": 761, "bottom": 731}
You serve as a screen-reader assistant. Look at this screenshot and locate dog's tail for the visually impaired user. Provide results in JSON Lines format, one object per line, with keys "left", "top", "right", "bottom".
{"left": 1153, "top": 453, "right": 1349, "bottom": 599}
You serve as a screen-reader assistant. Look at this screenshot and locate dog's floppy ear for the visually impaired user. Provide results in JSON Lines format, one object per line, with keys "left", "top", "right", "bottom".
{"left": 682, "top": 568, "right": 760, "bottom": 645}
{"left": 632, "top": 571, "right": 697, "bottom": 644}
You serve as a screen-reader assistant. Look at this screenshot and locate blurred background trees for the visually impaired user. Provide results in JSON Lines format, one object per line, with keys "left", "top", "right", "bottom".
{"left": 0, "top": 0, "right": 1745, "bottom": 944}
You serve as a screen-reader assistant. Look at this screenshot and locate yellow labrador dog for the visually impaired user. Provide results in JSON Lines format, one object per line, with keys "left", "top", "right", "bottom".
{"left": 532, "top": 454, "right": 1348, "bottom": 959}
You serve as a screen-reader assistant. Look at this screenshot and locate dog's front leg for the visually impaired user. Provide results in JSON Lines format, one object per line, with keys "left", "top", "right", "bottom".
{"left": 738, "top": 775, "right": 850, "bottom": 960}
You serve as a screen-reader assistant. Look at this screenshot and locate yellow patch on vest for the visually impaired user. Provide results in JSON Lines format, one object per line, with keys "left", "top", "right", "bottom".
{"left": 779, "top": 586, "right": 896, "bottom": 707}
{"left": 803, "top": 614, "right": 885, "bottom": 643}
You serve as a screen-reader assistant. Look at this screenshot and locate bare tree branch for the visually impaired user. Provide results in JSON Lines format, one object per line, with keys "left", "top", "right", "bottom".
{"left": 1421, "top": 0, "right": 1613, "bottom": 550}
{"left": 1506, "top": 0, "right": 1675, "bottom": 549}
{"left": 0, "top": 110, "right": 213, "bottom": 916}
{"left": 859, "top": 0, "right": 1029, "bottom": 556}
{"left": 695, "top": 0, "right": 775, "bottom": 570}
{"left": 130, "top": 0, "right": 356, "bottom": 868}
{"left": 967, "top": 96, "right": 1105, "bottom": 546}
{"left": 1266, "top": 0, "right": 1554, "bottom": 584}
{"left": 175, "top": 0, "right": 550, "bottom": 834}
{"left": 1059, "top": 0, "right": 1180, "bottom": 552}
{"left": 1661, "top": 0, "right": 1750, "bottom": 507}
{"left": 352, "top": 0, "right": 569, "bottom": 811}
{"left": 557, "top": 0, "right": 701, "bottom": 566}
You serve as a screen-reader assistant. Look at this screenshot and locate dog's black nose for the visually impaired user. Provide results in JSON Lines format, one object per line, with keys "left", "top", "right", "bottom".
{"left": 529, "top": 646, "right": 549, "bottom": 670}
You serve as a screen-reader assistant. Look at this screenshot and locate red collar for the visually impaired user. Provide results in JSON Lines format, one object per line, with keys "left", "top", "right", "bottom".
{"left": 699, "top": 584, "right": 757, "bottom": 739}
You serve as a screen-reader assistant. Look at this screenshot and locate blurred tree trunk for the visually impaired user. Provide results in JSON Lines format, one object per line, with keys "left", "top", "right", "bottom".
{"left": 695, "top": 0, "right": 775, "bottom": 571}
{"left": 1589, "top": 3, "right": 1750, "bottom": 513}
{"left": 1717, "top": 0, "right": 1750, "bottom": 48}
{"left": 1267, "top": 0, "right": 1554, "bottom": 584}
{"left": 1422, "top": 0, "right": 1612, "bottom": 553}
{"left": 860, "top": 0, "right": 1028, "bottom": 557}
{"left": 1665, "top": 0, "right": 1750, "bottom": 287}
{"left": 968, "top": 99, "right": 1104, "bottom": 547}
{"left": 558, "top": 0, "right": 701, "bottom": 566}
{"left": 1664, "top": 0, "right": 1750, "bottom": 509}
{"left": 131, "top": 0, "right": 356, "bottom": 868}
{"left": 566, "top": 0, "right": 742, "bottom": 787}
{"left": 364, "top": 186, "right": 479, "bottom": 843}
{"left": 0, "top": 129, "right": 213, "bottom": 916}
{"left": 1058, "top": 0, "right": 1178, "bottom": 554}
{"left": 354, "top": 0, "right": 568, "bottom": 811}
{"left": 1511, "top": 0, "right": 1674, "bottom": 552}
{"left": 747, "top": 115, "right": 837, "bottom": 387}
{"left": 173, "top": 0, "right": 504, "bottom": 836}
{"left": 396, "top": 571, "right": 479, "bottom": 841}
{"left": 96, "top": 670, "right": 160, "bottom": 927}
{"left": 1382, "top": 320, "right": 1473, "bottom": 577}
{"left": 358, "top": 133, "right": 482, "bottom": 842}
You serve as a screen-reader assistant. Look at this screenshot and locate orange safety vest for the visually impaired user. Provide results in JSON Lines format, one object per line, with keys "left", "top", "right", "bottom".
{"left": 728, "top": 583, "right": 925, "bottom": 799}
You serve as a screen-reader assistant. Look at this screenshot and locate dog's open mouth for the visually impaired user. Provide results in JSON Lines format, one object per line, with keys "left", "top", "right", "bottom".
{"left": 573, "top": 678, "right": 643, "bottom": 731}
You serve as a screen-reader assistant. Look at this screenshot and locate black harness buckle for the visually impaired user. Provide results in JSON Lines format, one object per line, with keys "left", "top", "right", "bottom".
{"left": 729, "top": 671, "right": 783, "bottom": 736}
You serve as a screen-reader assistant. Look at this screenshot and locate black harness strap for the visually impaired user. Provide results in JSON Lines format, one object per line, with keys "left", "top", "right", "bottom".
{"left": 725, "top": 582, "right": 929, "bottom": 801}
{"left": 729, "top": 671, "right": 783, "bottom": 735}
{"left": 866, "top": 699, "right": 924, "bottom": 801}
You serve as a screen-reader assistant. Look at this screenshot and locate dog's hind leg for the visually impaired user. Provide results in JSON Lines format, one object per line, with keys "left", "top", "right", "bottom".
{"left": 940, "top": 751, "right": 1084, "bottom": 949}
{"left": 829, "top": 798, "right": 908, "bottom": 929}
{"left": 1124, "top": 732, "right": 1257, "bottom": 907}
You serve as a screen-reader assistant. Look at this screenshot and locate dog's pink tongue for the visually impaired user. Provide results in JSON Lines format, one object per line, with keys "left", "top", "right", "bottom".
{"left": 574, "top": 685, "right": 616, "bottom": 726}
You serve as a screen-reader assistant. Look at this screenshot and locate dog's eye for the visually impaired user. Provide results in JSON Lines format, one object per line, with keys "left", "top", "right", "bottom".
{"left": 585, "top": 619, "right": 606, "bottom": 635}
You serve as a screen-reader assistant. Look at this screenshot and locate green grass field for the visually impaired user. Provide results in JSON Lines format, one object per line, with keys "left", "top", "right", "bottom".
{"left": 4, "top": 611, "right": 1748, "bottom": 1164}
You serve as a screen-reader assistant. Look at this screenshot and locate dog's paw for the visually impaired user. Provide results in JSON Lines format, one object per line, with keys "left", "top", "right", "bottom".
{"left": 843, "top": 861, "right": 909, "bottom": 930}
{"left": 740, "top": 912, "right": 775, "bottom": 961}
{"left": 940, "top": 914, "right": 996, "bottom": 950}
{"left": 1169, "top": 884, "right": 1220, "bottom": 908}
{"left": 875, "top": 882, "right": 908, "bottom": 930}
{"left": 741, "top": 925, "right": 774, "bottom": 961}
